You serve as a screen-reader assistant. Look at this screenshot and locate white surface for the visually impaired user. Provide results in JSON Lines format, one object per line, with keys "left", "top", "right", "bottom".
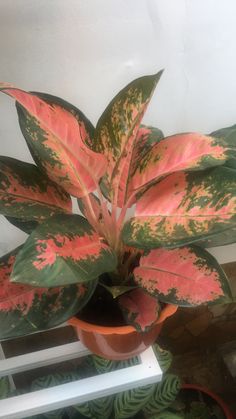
{"left": 0, "top": 1, "right": 236, "bottom": 262}
{"left": 0, "top": 342, "right": 162, "bottom": 419}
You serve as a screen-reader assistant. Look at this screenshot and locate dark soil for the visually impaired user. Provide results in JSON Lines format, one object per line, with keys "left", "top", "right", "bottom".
{"left": 76, "top": 285, "right": 126, "bottom": 327}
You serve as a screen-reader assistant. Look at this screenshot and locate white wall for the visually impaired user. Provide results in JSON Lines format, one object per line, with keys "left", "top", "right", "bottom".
{"left": 1, "top": 0, "right": 236, "bottom": 263}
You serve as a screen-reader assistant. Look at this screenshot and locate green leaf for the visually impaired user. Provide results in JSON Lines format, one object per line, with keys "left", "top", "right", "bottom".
{"left": 0, "top": 156, "right": 72, "bottom": 221}
{"left": 0, "top": 377, "right": 10, "bottom": 399}
{"left": 133, "top": 246, "right": 232, "bottom": 306}
{"left": 0, "top": 246, "right": 96, "bottom": 340}
{"left": 11, "top": 214, "right": 117, "bottom": 287}
{"left": 100, "top": 283, "right": 138, "bottom": 299}
{"left": 5, "top": 216, "right": 38, "bottom": 234}
{"left": 152, "top": 412, "right": 184, "bottom": 419}
{"left": 74, "top": 396, "right": 114, "bottom": 419}
{"left": 91, "top": 353, "right": 139, "bottom": 374}
{"left": 195, "top": 226, "right": 236, "bottom": 248}
{"left": 122, "top": 166, "right": 236, "bottom": 248}
{"left": 152, "top": 344, "right": 173, "bottom": 373}
{"left": 143, "top": 374, "right": 181, "bottom": 415}
{"left": 94, "top": 71, "right": 163, "bottom": 206}
{"left": 114, "top": 384, "right": 155, "bottom": 419}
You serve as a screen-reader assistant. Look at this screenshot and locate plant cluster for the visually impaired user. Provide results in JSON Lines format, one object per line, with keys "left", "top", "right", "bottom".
{"left": 0, "top": 71, "right": 235, "bottom": 338}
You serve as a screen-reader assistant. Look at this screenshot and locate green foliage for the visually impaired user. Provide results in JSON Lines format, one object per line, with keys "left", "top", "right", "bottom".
{"left": 143, "top": 374, "right": 182, "bottom": 416}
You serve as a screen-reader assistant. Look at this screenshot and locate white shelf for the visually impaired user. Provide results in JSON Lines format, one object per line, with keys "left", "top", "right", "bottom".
{"left": 0, "top": 329, "right": 162, "bottom": 419}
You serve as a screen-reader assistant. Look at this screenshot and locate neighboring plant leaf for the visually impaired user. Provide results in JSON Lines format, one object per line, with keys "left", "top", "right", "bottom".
{"left": 143, "top": 374, "right": 181, "bottom": 415}
{"left": 134, "top": 246, "right": 232, "bottom": 306}
{"left": 0, "top": 247, "right": 97, "bottom": 340}
{"left": 129, "top": 132, "right": 236, "bottom": 195}
{"left": 94, "top": 71, "right": 163, "bottom": 206}
{"left": 0, "top": 84, "right": 107, "bottom": 198}
{"left": 114, "top": 384, "right": 155, "bottom": 419}
{"left": 152, "top": 412, "right": 183, "bottom": 419}
{"left": 11, "top": 214, "right": 117, "bottom": 287}
{"left": 118, "top": 288, "right": 160, "bottom": 331}
{"left": 31, "top": 372, "right": 81, "bottom": 419}
{"left": 92, "top": 353, "right": 139, "bottom": 374}
{"left": 74, "top": 396, "right": 114, "bottom": 419}
{"left": 0, "top": 377, "right": 10, "bottom": 399}
{"left": 122, "top": 166, "right": 236, "bottom": 248}
{"left": 4, "top": 216, "right": 38, "bottom": 234}
{"left": 0, "top": 156, "right": 71, "bottom": 221}
{"left": 31, "top": 371, "right": 80, "bottom": 391}
{"left": 152, "top": 344, "right": 173, "bottom": 373}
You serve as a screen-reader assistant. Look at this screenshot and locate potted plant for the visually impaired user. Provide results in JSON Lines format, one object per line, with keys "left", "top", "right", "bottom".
{"left": 159, "top": 384, "right": 234, "bottom": 419}
{"left": 0, "top": 71, "right": 235, "bottom": 359}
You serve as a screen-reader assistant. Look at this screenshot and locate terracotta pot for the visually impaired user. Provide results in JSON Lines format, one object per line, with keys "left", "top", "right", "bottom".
{"left": 68, "top": 304, "right": 177, "bottom": 360}
{"left": 182, "top": 384, "right": 234, "bottom": 419}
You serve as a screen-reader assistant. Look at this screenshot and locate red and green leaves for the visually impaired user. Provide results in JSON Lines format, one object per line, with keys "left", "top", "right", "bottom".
{"left": 134, "top": 246, "right": 232, "bottom": 306}
{"left": 11, "top": 214, "right": 117, "bottom": 287}
{"left": 122, "top": 167, "right": 236, "bottom": 248}
{"left": 0, "top": 247, "right": 97, "bottom": 340}
{"left": 129, "top": 132, "right": 236, "bottom": 196}
{"left": 0, "top": 157, "right": 71, "bottom": 221}
{"left": 118, "top": 288, "right": 160, "bottom": 331}
{"left": 0, "top": 85, "right": 107, "bottom": 198}
{"left": 94, "top": 71, "right": 163, "bottom": 206}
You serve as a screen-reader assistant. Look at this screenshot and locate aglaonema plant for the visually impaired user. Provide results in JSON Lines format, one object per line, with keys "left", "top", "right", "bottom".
{"left": 0, "top": 70, "right": 235, "bottom": 339}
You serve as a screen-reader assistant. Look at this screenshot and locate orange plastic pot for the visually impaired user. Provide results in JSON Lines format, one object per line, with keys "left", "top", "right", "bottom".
{"left": 68, "top": 304, "right": 177, "bottom": 360}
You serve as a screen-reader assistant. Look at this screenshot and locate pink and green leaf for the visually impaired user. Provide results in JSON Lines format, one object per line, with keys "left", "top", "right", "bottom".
{"left": 118, "top": 288, "right": 161, "bottom": 331}
{"left": 0, "top": 156, "right": 71, "bottom": 221}
{"left": 0, "top": 246, "right": 97, "bottom": 340}
{"left": 11, "top": 214, "right": 117, "bottom": 287}
{"left": 77, "top": 193, "right": 103, "bottom": 222}
{"left": 129, "top": 132, "right": 236, "bottom": 195}
{"left": 134, "top": 246, "right": 232, "bottom": 306}
{"left": 0, "top": 85, "right": 107, "bottom": 198}
{"left": 94, "top": 71, "right": 163, "bottom": 206}
{"left": 122, "top": 167, "right": 236, "bottom": 248}
{"left": 129, "top": 125, "right": 164, "bottom": 178}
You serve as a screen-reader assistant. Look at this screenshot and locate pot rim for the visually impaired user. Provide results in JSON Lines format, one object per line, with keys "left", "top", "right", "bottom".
{"left": 182, "top": 384, "right": 234, "bottom": 419}
{"left": 68, "top": 303, "right": 178, "bottom": 335}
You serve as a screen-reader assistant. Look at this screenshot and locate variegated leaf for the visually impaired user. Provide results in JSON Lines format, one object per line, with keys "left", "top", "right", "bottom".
{"left": 196, "top": 227, "right": 236, "bottom": 248}
{"left": 77, "top": 193, "right": 103, "bottom": 222}
{"left": 118, "top": 288, "right": 160, "bottom": 331}
{"left": 129, "top": 125, "right": 164, "bottom": 177}
{"left": 134, "top": 246, "right": 232, "bottom": 306}
{"left": 94, "top": 71, "right": 163, "bottom": 206}
{"left": 0, "top": 85, "right": 107, "bottom": 198}
{"left": 0, "top": 157, "right": 71, "bottom": 221}
{"left": 0, "top": 247, "right": 96, "bottom": 340}
{"left": 74, "top": 396, "right": 114, "bottom": 419}
{"left": 11, "top": 214, "right": 117, "bottom": 287}
{"left": 114, "top": 384, "right": 154, "bottom": 419}
{"left": 122, "top": 167, "right": 236, "bottom": 248}
{"left": 143, "top": 374, "right": 181, "bottom": 416}
{"left": 129, "top": 132, "right": 236, "bottom": 196}
{"left": 4, "top": 216, "right": 38, "bottom": 234}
